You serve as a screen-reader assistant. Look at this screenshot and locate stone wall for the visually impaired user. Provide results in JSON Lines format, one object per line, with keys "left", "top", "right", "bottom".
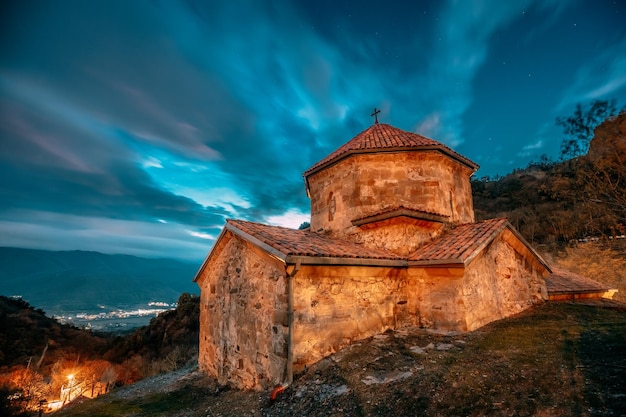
{"left": 462, "top": 232, "right": 548, "bottom": 331}
{"left": 196, "top": 232, "right": 289, "bottom": 390}
{"left": 292, "top": 265, "right": 413, "bottom": 371}
{"left": 291, "top": 264, "right": 479, "bottom": 369}
{"left": 307, "top": 151, "right": 475, "bottom": 248}
{"left": 408, "top": 267, "right": 467, "bottom": 330}
{"left": 196, "top": 228, "right": 548, "bottom": 388}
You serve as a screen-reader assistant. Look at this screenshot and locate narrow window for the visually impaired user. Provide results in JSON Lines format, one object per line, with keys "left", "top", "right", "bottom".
{"left": 328, "top": 192, "right": 336, "bottom": 221}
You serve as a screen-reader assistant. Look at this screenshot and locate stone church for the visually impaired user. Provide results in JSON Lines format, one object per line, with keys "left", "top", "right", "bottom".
{"left": 194, "top": 120, "right": 610, "bottom": 390}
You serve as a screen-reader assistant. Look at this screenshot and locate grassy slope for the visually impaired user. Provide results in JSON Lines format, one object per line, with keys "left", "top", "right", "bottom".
{"left": 56, "top": 302, "right": 626, "bottom": 417}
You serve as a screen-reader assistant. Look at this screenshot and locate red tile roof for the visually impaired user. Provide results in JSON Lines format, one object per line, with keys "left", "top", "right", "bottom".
{"left": 199, "top": 219, "right": 615, "bottom": 299}
{"left": 546, "top": 267, "right": 613, "bottom": 295}
{"left": 303, "top": 123, "right": 478, "bottom": 178}
{"left": 226, "top": 219, "right": 404, "bottom": 261}
{"left": 224, "top": 218, "right": 525, "bottom": 268}
{"left": 409, "top": 218, "right": 509, "bottom": 265}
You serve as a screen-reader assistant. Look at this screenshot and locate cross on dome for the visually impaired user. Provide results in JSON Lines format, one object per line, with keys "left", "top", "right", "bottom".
{"left": 371, "top": 107, "right": 380, "bottom": 124}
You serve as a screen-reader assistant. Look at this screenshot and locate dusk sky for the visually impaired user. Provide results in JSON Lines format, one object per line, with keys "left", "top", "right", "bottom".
{"left": 1, "top": 0, "right": 625, "bottom": 262}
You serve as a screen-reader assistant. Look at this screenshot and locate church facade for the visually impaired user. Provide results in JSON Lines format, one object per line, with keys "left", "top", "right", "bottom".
{"left": 194, "top": 122, "right": 551, "bottom": 390}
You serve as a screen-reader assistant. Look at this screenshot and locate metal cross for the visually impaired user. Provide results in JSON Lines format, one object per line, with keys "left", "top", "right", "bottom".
{"left": 371, "top": 108, "right": 380, "bottom": 124}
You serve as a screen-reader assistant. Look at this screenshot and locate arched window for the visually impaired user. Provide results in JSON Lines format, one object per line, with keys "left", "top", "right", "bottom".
{"left": 328, "top": 192, "right": 336, "bottom": 221}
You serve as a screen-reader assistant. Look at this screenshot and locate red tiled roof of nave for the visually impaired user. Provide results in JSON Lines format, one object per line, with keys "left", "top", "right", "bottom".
{"left": 209, "top": 219, "right": 611, "bottom": 299}
{"left": 226, "top": 219, "right": 404, "bottom": 260}
{"left": 303, "top": 123, "right": 478, "bottom": 177}
{"left": 226, "top": 218, "right": 511, "bottom": 265}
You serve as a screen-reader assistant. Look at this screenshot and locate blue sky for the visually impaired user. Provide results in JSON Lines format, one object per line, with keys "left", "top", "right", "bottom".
{"left": 1, "top": 0, "right": 625, "bottom": 261}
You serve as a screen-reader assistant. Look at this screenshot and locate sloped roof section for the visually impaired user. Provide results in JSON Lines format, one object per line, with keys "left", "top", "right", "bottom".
{"left": 546, "top": 267, "right": 614, "bottom": 297}
{"left": 303, "top": 123, "right": 478, "bottom": 178}
{"left": 201, "top": 217, "right": 549, "bottom": 271}
{"left": 409, "top": 218, "right": 509, "bottom": 266}
{"left": 226, "top": 219, "right": 404, "bottom": 262}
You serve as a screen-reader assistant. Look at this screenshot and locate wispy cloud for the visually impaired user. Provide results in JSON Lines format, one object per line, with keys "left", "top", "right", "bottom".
{"left": 557, "top": 38, "right": 626, "bottom": 111}
{"left": 265, "top": 209, "right": 310, "bottom": 229}
{"left": 0, "top": 210, "right": 214, "bottom": 261}
{"left": 0, "top": 0, "right": 624, "bottom": 259}
{"left": 517, "top": 139, "right": 544, "bottom": 157}
{"left": 187, "top": 230, "right": 215, "bottom": 240}
{"left": 411, "top": 1, "right": 537, "bottom": 146}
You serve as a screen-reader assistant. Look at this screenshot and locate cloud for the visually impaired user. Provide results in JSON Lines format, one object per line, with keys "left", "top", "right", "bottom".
{"left": 0, "top": 210, "right": 215, "bottom": 261}
{"left": 1, "top": 0, "right": 623, "bottom": 259}
{"left": 522, "top": 140, "right": 543, "bottom": 150}
{"left": 265, "top": 209, "right": 310, "bottom": 229}
{"left": 557, "top": 38, "right": 626, "bottom": 110}
{"left": 517, "top": 139, "right": 544, "bottom": 157}
{"left": 1, "top": 1, "right": 324, "bottom": 259}
{"left": 416, "top": 113, "right": 442, "bottom": 140}
{"left": 413, "top": 1, "right": 542, "bottom": 146}
{"left": 187, "top": 230, "right": 216, "bottom": 240}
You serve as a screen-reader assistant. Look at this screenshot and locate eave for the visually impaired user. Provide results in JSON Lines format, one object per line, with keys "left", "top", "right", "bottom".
{"left": 303, "top": 145, "right": 479, "bottom": 181}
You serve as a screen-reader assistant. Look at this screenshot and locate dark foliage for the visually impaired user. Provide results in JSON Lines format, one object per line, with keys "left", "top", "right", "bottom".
{"left": 556, "top": 99, "right": 621, "bottom": 159}
{"left": 0, "top": 296, "right": 110, "bottom": 369}
{"left": 0, "top": 293, "right": 199, "bottom": 415}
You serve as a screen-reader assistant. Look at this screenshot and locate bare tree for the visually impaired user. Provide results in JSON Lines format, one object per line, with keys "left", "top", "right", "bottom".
{"left": 557, "top": 99, "right": 621, "bottom": 160}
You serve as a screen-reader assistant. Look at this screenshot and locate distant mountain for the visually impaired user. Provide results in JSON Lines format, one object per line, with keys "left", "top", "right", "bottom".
{"left": 0, "top": 247, "right": 201, "bottom": 316}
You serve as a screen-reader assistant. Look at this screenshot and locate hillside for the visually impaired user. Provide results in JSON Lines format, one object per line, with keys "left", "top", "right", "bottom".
{"left": 472, "top": 111, "right": 625, "bottom": 245}
{"left": 53, "top": 301, "right": 626, "bottom": 417}
{"left": 0, "top": 296, "right": 110, "bottom": 369}
{"left": 0, "top": 294, "right": 199, "bottom": 415}
{"left": 0, "top": 247, "right": 200, "bottom": 315}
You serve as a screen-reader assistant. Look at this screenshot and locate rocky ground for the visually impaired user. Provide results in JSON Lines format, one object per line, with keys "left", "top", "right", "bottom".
{"left": 57, "top": 300, "right": 626, "bottom": 417}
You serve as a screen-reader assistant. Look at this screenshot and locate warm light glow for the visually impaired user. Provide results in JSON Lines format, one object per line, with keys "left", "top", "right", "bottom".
{"left": 67, "top": 374, "right": 74, "bottom": 382}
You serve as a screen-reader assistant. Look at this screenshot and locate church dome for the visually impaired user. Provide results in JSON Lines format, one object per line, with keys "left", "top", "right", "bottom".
{"left": 303, "top": 122, "right": 478, "bottom": 250}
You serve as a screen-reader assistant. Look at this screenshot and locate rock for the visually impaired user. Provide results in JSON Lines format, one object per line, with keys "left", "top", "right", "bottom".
{"left": 410, "top": 346, "right": 426, "bottom": 355}
{"left": 436, "top": 343, "right": 454, "bottom": 351}
{"left": 361, "top": 371, "right": 413, "bottom": 385}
